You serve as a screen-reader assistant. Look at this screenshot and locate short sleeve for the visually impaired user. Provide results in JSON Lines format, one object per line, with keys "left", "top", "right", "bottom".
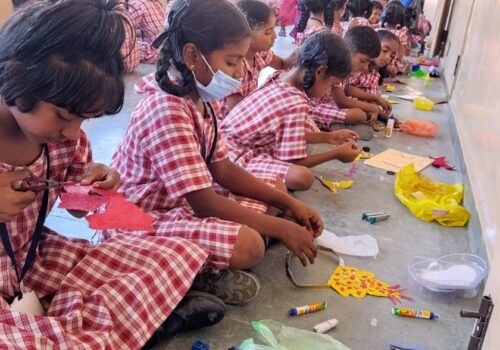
{"left": 274, "top": 106, "right": 309, "bottom": 161}
{"left": 141, "top": 102, "right": 214, "bottom": 199}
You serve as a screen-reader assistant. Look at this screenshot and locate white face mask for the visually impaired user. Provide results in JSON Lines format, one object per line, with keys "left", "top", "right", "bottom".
{"left": 194, "top": 53, "right": 241, "bottom": 102}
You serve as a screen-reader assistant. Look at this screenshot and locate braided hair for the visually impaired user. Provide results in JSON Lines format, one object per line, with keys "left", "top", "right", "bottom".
{"left": 297, "top": 31, "right": 351, "bottom": 91}
{"left": 154, "top": 0, "right": 250, "bottom": 97}
{"left": 297, "top": 0, "right": 335, "bottom": 33}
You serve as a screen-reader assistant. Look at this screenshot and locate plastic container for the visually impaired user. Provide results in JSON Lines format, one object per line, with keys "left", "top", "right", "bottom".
{"left": 408, "top": 254, "right": 487, "bottom": 298}
{"left": 413, "top": 97, "right": 434, "bottom": 111}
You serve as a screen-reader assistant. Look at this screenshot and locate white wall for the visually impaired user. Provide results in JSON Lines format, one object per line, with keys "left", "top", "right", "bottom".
{"left": 446, "top": 1, "right": 499, "bottom": 345}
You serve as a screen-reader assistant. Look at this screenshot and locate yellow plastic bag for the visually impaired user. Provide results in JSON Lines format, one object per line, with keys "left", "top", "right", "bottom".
{"left": 394, "top": 164, "right": 470, "bottom": 226}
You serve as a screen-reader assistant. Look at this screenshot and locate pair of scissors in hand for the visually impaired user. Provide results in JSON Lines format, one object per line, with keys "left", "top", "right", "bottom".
{"left": 11, "top": 167, "right": 74, "bottom": 193}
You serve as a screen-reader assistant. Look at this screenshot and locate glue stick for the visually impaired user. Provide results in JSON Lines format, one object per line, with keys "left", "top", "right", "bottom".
{"left": 385, "top": 118, "right": 395, "bottom": 138}
{"left": 289, "top": 302, "right": 327, "bottom": 316}
{"left": 313, "top": 318, "right": 339, "bottom": 333}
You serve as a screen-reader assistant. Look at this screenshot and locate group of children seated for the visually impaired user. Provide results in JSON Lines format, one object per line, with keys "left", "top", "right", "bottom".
{"left": 0, "top": 0, "right": 429, "bottom": 348}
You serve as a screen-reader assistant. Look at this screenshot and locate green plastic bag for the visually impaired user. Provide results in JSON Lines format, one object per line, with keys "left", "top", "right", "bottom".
{"left": 394, "top": 164, "right": 470, "bottom": 226}
{"left": 239, "top": 320, "right": 351, "bottom": 350}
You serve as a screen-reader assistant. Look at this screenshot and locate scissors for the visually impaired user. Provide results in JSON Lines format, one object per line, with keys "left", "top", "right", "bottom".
{"left": 11, "top": 167, "right": 74, "bottom": 193}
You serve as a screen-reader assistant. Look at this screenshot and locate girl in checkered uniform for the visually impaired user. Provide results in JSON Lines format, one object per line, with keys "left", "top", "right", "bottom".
{"left": 294, "top": 0, "right": 334, "bottom": 45}
{"left": 106, "top": 0, "right": 324, "bottom": 281}
{"left": 222, "top": 0, "right": 296, "bottom": 116}
{"left": 381, "top": 1, "right": 411, "bottom": 75}
{"left": 125, "top": 0, "right": 166, "bottom": 64}
{"left": 0, "top": 0, "right": 226, "bottom": 348}
{"left": 332, "top": 0, "right": 347, "bottom": 36}
{"left": 222, "top": 31, "right": 361, "bottom": 187}
{"left": 342, "top": 0, "right": 372, "bottom": 30}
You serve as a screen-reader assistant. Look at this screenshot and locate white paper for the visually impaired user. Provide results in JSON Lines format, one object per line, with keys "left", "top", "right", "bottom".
{"left": 316, "top": 229, "right": 379, "bottom": 257}
{"left": 420, "top": 265, "right": 477, "bottom": 287}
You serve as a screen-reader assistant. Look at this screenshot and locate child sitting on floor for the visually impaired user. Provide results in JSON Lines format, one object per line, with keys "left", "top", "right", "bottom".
{"left": 380, "top": 1, "right": 411, "bottom": 75}
{"left": 332, "top": 0, "right": 347, "bottom": 37}
{"left": 309, "top": 26, "right": 390, "bottom": 139}
{"left": 343, "top": 0, "right": 372, "bottom": 30}
{"left": 101, "top": 0, "right": 324, "bottom": 305}
{"left": 294, "top": 0, "right": 333, "bottom": 45}
{"left": 0, "top": 0, "right": 223, "bottom": 348}
{"left": 368, "top": 0, "right": 383, "bottom": 27}
{"left": 222, "top": 0, "right": 296, "bottom": 116}
{"left": 221, "top": 31, "right": 361, "bottom": 190}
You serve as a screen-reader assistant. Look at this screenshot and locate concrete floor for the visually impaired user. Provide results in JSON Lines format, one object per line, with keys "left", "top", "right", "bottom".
{"left": 45, "top": 32, "right": 486, "bottom": 350}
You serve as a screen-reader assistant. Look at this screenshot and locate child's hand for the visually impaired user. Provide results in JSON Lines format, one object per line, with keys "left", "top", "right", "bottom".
{"left": 281, "top": 221, "right": 318, "bottom": 266}
{"left": 285, "top": 199, "right": 323, "bottom": 237}
{"left": 335, "top": 141, "right": 361, "bottom": 163}
{"left": 0, "top": 170, "right": 37, "bottom": 222}
{"left": 328, "top": 129, "right": 359, "bottom": 145}
{"left": 377, "top": 96, "right": 392, "bottom": 114}
{"left": 365, "top": 105, "right": 379, "bottom": 126}
{"left": 80, "top": 163, "right": 120, "bottom": 190}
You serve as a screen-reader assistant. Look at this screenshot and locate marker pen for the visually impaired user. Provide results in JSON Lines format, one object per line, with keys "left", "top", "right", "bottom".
{"left": 392, "top": 307, "right": 439, "bottom": 320}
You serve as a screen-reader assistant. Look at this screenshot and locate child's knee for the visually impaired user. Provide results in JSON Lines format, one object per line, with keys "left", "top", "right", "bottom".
{"left": 285, "top": 165, "right": 314, "bottom": 191}
{"left": 344, "top": 108, "right": 366, "bottom": 125}
{"left": 230, "top": 226, "right": 265, "bottom": 269}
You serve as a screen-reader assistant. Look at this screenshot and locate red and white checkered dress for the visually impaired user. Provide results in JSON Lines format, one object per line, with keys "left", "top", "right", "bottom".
{"left": 295, "top": 25, "right": 328, "bottom": 46}
{"left": 100, "top": 74, "right": 270, "bottom": 271}
{"left": 342, "top": 16, "right": 371, "bottom": 32}
{"left": 332, "top": 22, "right": 344, "bottom": 37}
{"left": 384, "top": 27, "right": 411, "bottom": 73}
{"left": 348, "top": 70, "right": 381, "bottom": 95}
{"left": 120, "top": 8, "right": 141, "bottom": 73}
{"left": 221, "top": 71, "right": 319, "bottom": 181}
{"left": 0, "top": 131, "right": 208, "bottom": 349}
{"left": 220, "top": 50, "right": 275, "bottom": 117}
{"left": 127, "top": 0, "right": 165, "bottom": 64}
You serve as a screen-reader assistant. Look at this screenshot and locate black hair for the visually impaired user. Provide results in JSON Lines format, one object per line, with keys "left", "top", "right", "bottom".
{"left": 11, "top": 0, "right": 31, "bottom": 9}
{"left": 371, "top": 0, "right": 383, "bottom": 11}
{"left": 344, "top": 26, "right": 381, "bottom": 58}
{"left": 155, "top": 0, "right": 251, "bottom": 97}
{"left": 332, "top": 0, "right": 347, "bottom": 11}
{"left": 297, "top": 31, "right": 352, "bottom": 90}
{"left": 236, "top": 0, "right": 273, "bottom": 31}
{"left": 297, "top": 0, "right": 334, "bottom": 33}
{"left": 381, "top": 1, "right": 405, "bottom": 28}
{"left": 347, "top": 0, "right": 372, "bottom": 18}
{"left": 377, "top": 29, "right": 400, "bottom": 44}
{"left": 0, "top": 0, "right": 126, "bottom": 116}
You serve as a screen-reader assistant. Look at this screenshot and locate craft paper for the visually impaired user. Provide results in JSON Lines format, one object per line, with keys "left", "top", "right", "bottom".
{"left": 59, "top": 185, "right": 154, "bottom": 231}
{"left": 316, "top": 230, "right": 379, "bottom": 257}
{"left": 429, "top": 156, "right": 455, "bottom": 170}
{"left": 364, "top": 148, "right": 433, "bottom": 173}
{"left": 328, "top": 265, "right": 412, "bottom": 304}
{"left": 316, "top": 176, "right": 353, "bottom": 195}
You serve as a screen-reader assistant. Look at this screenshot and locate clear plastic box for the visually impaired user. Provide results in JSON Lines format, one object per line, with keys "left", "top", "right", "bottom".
{"left": 408, "top": 253, "right": 487, "bottom": 298}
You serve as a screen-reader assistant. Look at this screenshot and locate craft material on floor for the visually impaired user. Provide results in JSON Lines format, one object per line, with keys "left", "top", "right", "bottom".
{"left": 328, "top": 265, "right": 411, "bottom": 304}
{"left": 394, "top": 164, "right": 470, "bottom": 226}
{"left": 429, "top": 156, "right": 455, "bottom": 170}
{"left": 316, "top": 230, "right": 379, "bottom": 257}
{"left": 316, "top": 176, "right": 353, "bottom": 195}
{"left": 364, "top": 149, "right": 433, "bottom": 173}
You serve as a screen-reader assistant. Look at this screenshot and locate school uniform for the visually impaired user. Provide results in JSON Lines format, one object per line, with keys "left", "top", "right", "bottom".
{"left": 0, "top": 132, "right": 208, "bottom": 349}
{"left": 221, "top": 71, "right": 319, "bottom": 182}
{"left": 295, "top": 25, "right": 327, "bottom": 46}
{"left": 220, "top": 50, "right": 275, "bottom": 117}
{"left": 348, "top": 70, "right": 381, "bottom": 96}
{"left": 341, "top": 16, "right": 371, "bottom": 32}
{"left": 332, "top": 22, "right": 344, "bottom": 37}
{"left": 100, "top": 74, "right": 271, "bottom": 271}
{"left": 120, "top": 8, "right": 141, "bottom": 73}
{"left": 384, "top": 27, "right": 411, "bottom": 73}
{"left": 127, "top": 0, "right": 165, "bottom": 64}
